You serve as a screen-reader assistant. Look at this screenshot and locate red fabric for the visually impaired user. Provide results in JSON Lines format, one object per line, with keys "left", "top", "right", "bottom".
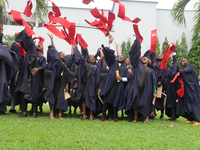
{"left": 85, "top": 8, "right": 115, "bottom": 37}
{"left": 8, "top": 10, "right": 35, "bottom": 37}
{"left": 18, "top": 43, "right": 26, "bottom": 58}
{"left": 111, "top": 0, "right": 141, "bottom": 23}
{"left": 32, "top": 36, "right": 45, "bottom": 54}
{"left": 160, "top": 42, "right": 175, "bottom": 69}
{"left": 82, "top": 0, "right": 94, "bottom": 5}
{"left": 76, "top": 34, "right": 88, "bottom": 50}
{"left": 48, "top": 0, "right": 61, "bottom": 17}
{"left": 44, "top": 23, "right": 66, "bottom": 39}
{"left": 107, "top": 11, "right": 115, "bottom": 31}
{"left": 150, "top": 29, "right": 157, "bottom": 53}
{"left": 23, "top": 0, "right": 32, "bottom": 17}
{"left": 133, "top": 24, "right": 143, "bottom": 44}
{"left": 170, "top": 72, "right": 180, "bottom": 83}
{"left": 170, "top": 72, "right": 184, "bottom": 97}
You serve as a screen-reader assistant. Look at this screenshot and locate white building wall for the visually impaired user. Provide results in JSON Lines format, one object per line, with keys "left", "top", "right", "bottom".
{"left": 3, "top": 0, "right": 195, "bottom": 58}
{"left": 156, "top": 9, "right": 194, "bottom": 51}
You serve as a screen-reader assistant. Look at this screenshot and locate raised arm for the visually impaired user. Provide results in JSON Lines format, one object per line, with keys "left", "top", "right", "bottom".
{"left": 115, "top": 42, "right": 120, "bottom": 58}
{"left": 71, "top": 44, "right": 74, "bottom": 57}
{"left": 129, "top": 36, "right": 141, "bottom": 69}
{"left": 99, "top": 47, "right": 104, "bottom": 63}
{"left": 47, "top": 33, "right": 55, "bottom": 48}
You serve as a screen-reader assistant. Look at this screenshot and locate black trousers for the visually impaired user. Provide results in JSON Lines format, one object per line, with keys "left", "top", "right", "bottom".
{"left": 102, "top": 102, "right": 114, "bottom": 118}
{"left": 22, "top": 98, "right": 37, "bottom": 113}
{"left": 171, "top": 107, "right": 176, "bottom": 120}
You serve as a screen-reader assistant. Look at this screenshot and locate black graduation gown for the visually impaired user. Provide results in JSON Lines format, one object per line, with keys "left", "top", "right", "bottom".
{"left": 44, "top": 46, "right": 70, "bottom": 111}
{"left": 0, "top": 44, "right": 13, "bottom": 111}
{"left": 76, "top": 52, "right": 100, "bottom": 112}
{"left": 163, "top": 56, "right": 179, "bottom": 117}
{"left": 100, "top": 46, "right": 129, "bottom": 111}
{"left": 15, "top": 29, "right": 46, "bottom": 103}
{"left": 155, "top": 62, "right": 167, "bottom": 110}
{"left": 178, "top": 64, "right": 200, "bottom": 122}
{"left": 125, "top": 37, "right": 156, "bottom": 118}
{"left": 10, "top": 42, "right": 23, "bottom": 65}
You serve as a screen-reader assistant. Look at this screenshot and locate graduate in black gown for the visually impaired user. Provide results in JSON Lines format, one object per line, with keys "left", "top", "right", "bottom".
{"left": 100, "top": 35, "right": 129, "bottom": 122}
{"left": 176, "top": 58, "right": 200, "bottom": 126}
{"left": 45, "top": 33, "right": 70, "bottom": 119}
{"left": 0, "top": 44, "right": 14, "bottom": 115}
{"left": 125, "top": 36, "right": 157, "bottom": 124}
{"left": 95, "top": 47, "right": 108, "bottom": 73}
{"left": 154, "top": 55, "right": 167, "bottom": 119}
{"left": 163, "top": 50, "right": 179, "bottom": 121}
{"left": 74, "top": 44, "right": 101, "bottom": 120}
{"left": 15, "top": 24, "right": 46, "bottom": 118}
{"left": 9, "top": 33, "right": 22, "bottom": 113}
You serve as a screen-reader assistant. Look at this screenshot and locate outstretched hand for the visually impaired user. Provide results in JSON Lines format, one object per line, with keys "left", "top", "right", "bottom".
{"left": 115, "top": 42, "right": 119, "bottom": 47}
{"left": 28, "top": 22, "right": 34, "bottom": 28}
{"left": 109, "top": 35, "right": 114, "bottom": 43}
{"left": 47, "top": 33, "right": 53, "bottom": 39}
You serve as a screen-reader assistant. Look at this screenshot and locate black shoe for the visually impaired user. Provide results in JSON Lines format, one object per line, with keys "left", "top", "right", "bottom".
{"left": 19, "top": 114, "right": 27, "bottom": 118}
{"left": 0, "top": 111, "right": 6, "bottom": 115}
{"left": 9, "top": 109, "right": 17, "bottom": 113}
{"left": 33, "top": 114, "right": 38, "bottom": 118}
{"left": 160, "top": 115, "right": 163, "bottom": 119}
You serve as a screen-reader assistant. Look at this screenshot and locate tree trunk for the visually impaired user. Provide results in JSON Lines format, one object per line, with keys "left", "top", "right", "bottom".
{"left": 0, "top": 0, "right": 4, "bottom": 24}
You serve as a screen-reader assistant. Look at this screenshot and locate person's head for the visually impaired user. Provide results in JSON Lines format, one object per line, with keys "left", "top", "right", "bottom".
{"left": 198, "top": 76, "right": 200, "bottom": 81}
{"left": 118, "top": 55, "right": 124, "bottom": 63}
{"left": 124, "top": 57, "right": 130, "bottom": 65}
{"left": 141, "top": 57, "right": 149, "bottom": 65}
{"left": 157, "top": 55, "right": 163, "bottom": 61}
{"left": 36, "top": 44, "right": 43, "bottom": 52}
{"left": 59, "top": 51, "right": 65, "bottom": 62}
{"left": 181, "top": 58, "right": 189, "bottom": 67}
{"left": 87, "top": 54, "right": 96, "bottom": 65}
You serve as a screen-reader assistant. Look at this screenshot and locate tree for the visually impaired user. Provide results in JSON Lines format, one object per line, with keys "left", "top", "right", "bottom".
{"left": 161, "top": 37, "right": 169, "bottom": 55}
{"left": 3, "top": 34, "right": 15, "bottom": 49}
{"left": 121, "top": 38, "right": 131, "bottom": 59}
{"left": 155, "top": 37, "right": 161, "bottom": 56}
{"left": 188, "top": 38, "right": 200, "bottom": 76}
{"left": 0, "top": 0, "right": 48, "bottom": 24}
{"left": 175, "top": 32, "right": 188, "bottom": 70}
{"left": 171, "top": 0, "right": 200, "bottom": 42}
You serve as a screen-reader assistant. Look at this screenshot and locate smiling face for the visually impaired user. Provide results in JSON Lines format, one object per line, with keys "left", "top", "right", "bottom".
{"left": 124, "top": 58, "right": 130, "bottom": 65}
{"left": 141, "top": 57, "right": 149, "bottom": 65}
{"left": 36, "top": 44, "right": 43, "bottom": 51}
{"left": 88, "top": 55, "right": 96, "bottom": 64}
{"left": 59, "top": 52, "right": 65, "bottom": 60}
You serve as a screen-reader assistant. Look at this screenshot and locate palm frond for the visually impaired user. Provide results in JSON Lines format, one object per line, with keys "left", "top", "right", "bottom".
{"left": 192, "top": 2, "right": 200, "bottom": 41}
{"left": 170, "top": 0, "right": 190, "bottom": 28}
{"left": 32, "top": 0, "right": 48, "bottom": 23}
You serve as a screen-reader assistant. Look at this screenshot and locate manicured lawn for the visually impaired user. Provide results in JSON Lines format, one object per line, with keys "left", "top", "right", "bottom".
{"left": 0, "top": 105, "right": 199, "bottom": 150}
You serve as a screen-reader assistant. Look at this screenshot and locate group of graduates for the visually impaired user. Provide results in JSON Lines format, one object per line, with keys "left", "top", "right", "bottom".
{"left": 1, "top": 23, "right": 200, "bottom": 126}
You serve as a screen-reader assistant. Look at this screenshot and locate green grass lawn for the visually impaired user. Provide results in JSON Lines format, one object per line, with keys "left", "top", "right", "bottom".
{"left": 0, "top": 105, "right": 199, "bottom": 150}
